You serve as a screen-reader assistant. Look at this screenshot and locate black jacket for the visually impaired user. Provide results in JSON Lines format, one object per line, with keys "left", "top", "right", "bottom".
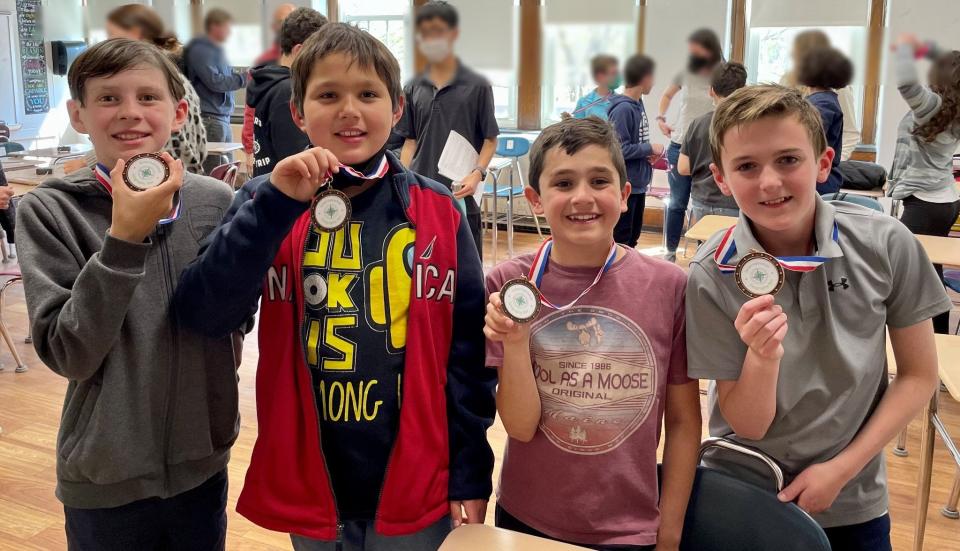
{"left": 246, "top": 64, "right": 310, "bottom": 177}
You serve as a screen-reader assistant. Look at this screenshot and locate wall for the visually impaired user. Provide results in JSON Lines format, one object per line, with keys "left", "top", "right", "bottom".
{"left": 877, "top": 0, "right": 960, "bottom": 168}
{"left": 643, "top": 0, "right": 731, "bottom": 143}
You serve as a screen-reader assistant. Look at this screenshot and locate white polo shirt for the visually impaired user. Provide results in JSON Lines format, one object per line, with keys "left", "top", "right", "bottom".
{"left": 685, "top": 196, "right": 950, "bottom": 527}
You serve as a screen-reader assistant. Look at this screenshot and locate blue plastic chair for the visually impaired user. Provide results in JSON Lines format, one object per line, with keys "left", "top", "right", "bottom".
{"left": 483, "top": 136, "right": 541, "bottom": 259}
{"left": 823, "top": 192, "right": 884, "bottom": 213}
{"left": 0, "top": 142, "right": 25, "bottom": 157}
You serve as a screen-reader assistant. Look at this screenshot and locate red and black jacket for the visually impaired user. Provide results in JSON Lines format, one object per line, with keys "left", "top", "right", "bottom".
{"left": 174, "top": 152, "right": 495, "bottom": 539}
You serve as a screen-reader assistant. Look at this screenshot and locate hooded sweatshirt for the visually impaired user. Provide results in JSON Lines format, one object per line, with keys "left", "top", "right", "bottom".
{"left": 183, "top": 36, "right": 245, "bottom": 120}
{"left": 15, "top": 168, "right": 240, "bottom": 509}
{"left": 608, "top": 94, "right": 654, "bottom": 194}
{"left": 246, "top": 64, "right": 310, "bottom": 177}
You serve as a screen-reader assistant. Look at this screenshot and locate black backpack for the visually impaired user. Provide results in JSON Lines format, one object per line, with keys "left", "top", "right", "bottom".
{"left": 837, "top": 160, "right": 886, "bottom": 191}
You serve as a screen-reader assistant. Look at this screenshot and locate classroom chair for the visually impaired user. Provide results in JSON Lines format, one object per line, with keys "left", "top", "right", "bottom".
{"left": 665, "top": 437, "right": 830, "bottom": 551}
{"left": 483, "top": 136, "right": 542, "bottom": 260}
{"left": 0, "top": 266, "right": 26, "bottom": 373}
{"left": 0, "top": 142, "right": 25, "bottom": 157}
{"left": 823, "top": 192, "right": 884, "bottom": 213}
{"left": 208, "top": 161, "right": 241, "bottom": 189}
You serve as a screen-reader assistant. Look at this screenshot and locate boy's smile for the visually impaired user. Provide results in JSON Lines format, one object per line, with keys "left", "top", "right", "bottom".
{"left": 295, "top": 52, "right": 403, "bottom": 166}
{"left": 67, "top": 65, "right": 187, "bottom": 170}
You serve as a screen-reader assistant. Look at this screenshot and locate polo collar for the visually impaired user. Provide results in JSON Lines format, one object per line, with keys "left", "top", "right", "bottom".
{"left": 727, "top": 194, "right": 844, "bottom": 264}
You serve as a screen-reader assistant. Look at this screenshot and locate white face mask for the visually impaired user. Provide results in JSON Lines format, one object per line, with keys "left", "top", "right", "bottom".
{"left": 418, "top": 38, "right": 451, "bottom": 63}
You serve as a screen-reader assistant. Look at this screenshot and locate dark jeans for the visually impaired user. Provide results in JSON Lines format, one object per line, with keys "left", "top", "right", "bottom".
{"left": 64, "top": 470, "right": 228, "bottom": 551}
{"left": 665, "top": 141, "right": 692, "bottom": 253}
{"left": 464, "top": 195, "right": 483, "bottom": 260}
{"left": 0, "top": 200, "right": 15, "bottom": 243}
{"left": 290, "top": 515, "right": 451, "bottom": 550}
{"left": 495, "top": 504, "right": 655, "bottom": 551}
{"left": 900, "top": 196, "right": 960, "bottom": 334}
{"left": 614, "top": 193, "right": 647, "bottom": 249}
{"left": 202, "top": 114, "right": 233, "bottom": 175}
{"left": 822, "top": 513, "right": 892, "bottom": 551}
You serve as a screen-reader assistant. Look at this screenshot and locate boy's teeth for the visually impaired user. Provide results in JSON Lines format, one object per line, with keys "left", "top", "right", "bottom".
{"left": 339, "top": 130, "right": 362, "bottom": 136}
{"left": 569, "top": 214, "right": 598, "bottom": 220}
{"left": 763, "top": 197, "right": 786, "bottom": 205}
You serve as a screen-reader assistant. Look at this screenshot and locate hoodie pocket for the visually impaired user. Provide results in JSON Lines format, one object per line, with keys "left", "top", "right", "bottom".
{"left": 58, "top": 380, "right": 102, "bottom": 462}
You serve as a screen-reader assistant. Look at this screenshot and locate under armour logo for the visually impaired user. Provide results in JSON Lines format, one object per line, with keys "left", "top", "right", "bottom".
{"left": 828, "top": 278, "right": 850, "bottom": 292}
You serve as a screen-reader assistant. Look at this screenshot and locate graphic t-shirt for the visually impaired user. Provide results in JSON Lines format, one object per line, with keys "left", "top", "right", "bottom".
{"left": 301, "top": 173, "right": 414, "bottom": 520}
{"left": 485, "top": 247, "right": 691, "bottom": 546}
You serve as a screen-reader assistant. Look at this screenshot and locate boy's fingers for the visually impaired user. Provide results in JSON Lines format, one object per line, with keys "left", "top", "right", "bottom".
{"left": 734, "top": 295, "right": 776, "bottom": 329}
{"left": 777, "top": 477, "right": 804, "bottom": 503}
{"left": 738, "top": 307, "right": 782, "bottom": 342}
{"left": 759, "top": 322, "right": 788, "bottom": 357}
{"left": 449, "top": 502, "right": 463, "bottom": 528}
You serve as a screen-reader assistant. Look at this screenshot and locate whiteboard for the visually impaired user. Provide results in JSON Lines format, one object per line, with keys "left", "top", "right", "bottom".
{"left": 0, "top": 11, "right": 21, "bottom": 127}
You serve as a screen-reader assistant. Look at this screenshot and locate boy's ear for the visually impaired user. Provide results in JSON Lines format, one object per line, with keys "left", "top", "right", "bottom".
{"left": 392, "top": 94, "right": 405, "bottom": 127}
{"left": 67, "top": 99, "right": 88, "bottom": 134}
{"left": 817, "top": 147, "right": 836, "bottom": 183}
{"left": 524, "top": 186, "right": 544, "bottom": 215}
{"left": 621, "top": 182, "right": 632, "bottom": 212}
{"left": 708, "top": 87, "right": 717, "bottom": 99}
{"left": 291, "top": 43, "right": 303, "bottom": 58}
{"left": 710, "top": 162, "right": 733, "bottom": 196}
{"left": 290, "top": 100, "right": 308, "bottom": 134}
{"left": 171, "top": 98, "right": 189, "bottom": 132}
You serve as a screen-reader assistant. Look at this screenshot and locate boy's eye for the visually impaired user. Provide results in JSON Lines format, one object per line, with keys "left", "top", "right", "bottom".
{"left": 361, "top": 90, "right": 379, "bottom": 99}
{"left": 554, "top": 180, "right": 572, "bottom": 188}
{"left": 778, "top": 155, "right": 800, "bottom": 165}
{"left": 98, "top": 95, "right": 117, "bottom": 103}
{"left": 140, "top": 94, "right": 159, "bottom": 102}
{"left": 592, "top": 178, "right": 610, "bottom": 186}
{"left": 317, "top": 91, "right": 336, "bottom": 100}
{"left": 735, "top": 162, "right": 756, "bottom": 172}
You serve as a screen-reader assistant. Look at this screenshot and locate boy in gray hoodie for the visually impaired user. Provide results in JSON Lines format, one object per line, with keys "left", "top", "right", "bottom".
{"left": 15, "top": 39, "right": 238, "bottom": 550}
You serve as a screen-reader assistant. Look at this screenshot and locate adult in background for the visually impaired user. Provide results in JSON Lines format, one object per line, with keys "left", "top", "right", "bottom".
{"left": 241, "top": 3, "right": 297, "bottom": 162}
{"left": 657, "top": 28, "right": 724, "bottom": 263}
{"left": 781, "top": 30, "right": 861, "bottom": 161}
{"left": 184, "top": 8, "right": 245, "bottom": 174}
{"left": 398, "top": 1, "right": 499, "bottom": 259}
{"left": 65, "top": 4, "right": 208, "bottom": 175}
{"left": 0, "top": 165, "right": 15, "bottom": 259}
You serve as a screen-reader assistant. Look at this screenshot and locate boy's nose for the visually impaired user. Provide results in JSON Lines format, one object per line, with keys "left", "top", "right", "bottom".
{"left": 338, "top": 96, "right": 360, "bottom": 119}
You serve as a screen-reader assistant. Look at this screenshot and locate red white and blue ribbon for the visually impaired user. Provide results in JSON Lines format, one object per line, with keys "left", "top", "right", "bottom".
{"left": 527, "top": 238, "right": 619, "bottom": 310}
{"left": 714, "top": 222, "right": 840, "bottom": 274}
{"left": 95, "top": 163, "right": 182, "bottom": 225}
{"left": 330, "top": 155, "right": 389, "bottom": 184}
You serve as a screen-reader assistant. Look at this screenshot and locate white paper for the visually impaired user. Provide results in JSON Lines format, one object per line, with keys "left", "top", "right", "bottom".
{"left": 437, "top": 130, "right": 485, "bottom": 203}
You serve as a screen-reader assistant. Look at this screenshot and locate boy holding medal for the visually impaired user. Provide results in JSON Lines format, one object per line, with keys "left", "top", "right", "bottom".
{"left": 15, "top": 39, "right": 238, "bottom": 549}
{"left": 174, "top": 23, "right": 495, "bottom": 549}
{"left": 686, "top": 84, "right": 947, "bottom": 550}
{"left": 484, "top": 116, "right": 701, "bottom": 550}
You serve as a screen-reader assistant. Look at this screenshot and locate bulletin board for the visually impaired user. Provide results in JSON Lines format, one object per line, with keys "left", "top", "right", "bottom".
{"left": 16, "top": 0, "right": 48, "bottom": 114}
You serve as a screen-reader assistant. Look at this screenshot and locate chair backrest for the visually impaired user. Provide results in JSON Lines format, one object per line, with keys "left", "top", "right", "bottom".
{"left": 823, "top": 193, "right": 884, "bottom": 213}
{"left": 208, "top": 161, "right": 240, "bottom": 186}
{"left": 0, "top": 142, "right": 25, "bottom": 156}
{"left": 496, "top": 136, "right": 530, "bottom": 158}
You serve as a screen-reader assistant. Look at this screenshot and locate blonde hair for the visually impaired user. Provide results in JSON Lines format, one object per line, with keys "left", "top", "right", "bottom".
{"left": 710, "top": 84, "right": 826, "bottom": 169}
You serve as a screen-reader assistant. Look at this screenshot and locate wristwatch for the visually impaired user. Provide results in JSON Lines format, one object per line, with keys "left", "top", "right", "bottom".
{"left": 656, "top": 115, "right": 667, "bottom": 122}
{"left": 473, "top": 166, "right": 488, "bottom": 180}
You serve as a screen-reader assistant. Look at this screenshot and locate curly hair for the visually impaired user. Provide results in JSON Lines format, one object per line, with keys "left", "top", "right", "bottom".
{"left": 914, "top": 50, "right": 960, "bottom": 142}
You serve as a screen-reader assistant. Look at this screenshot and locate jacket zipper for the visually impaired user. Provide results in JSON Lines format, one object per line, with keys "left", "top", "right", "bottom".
{"left": 297, "top": 223, "right": 343, "bottom": 548}
{"left": 157, "top": 223, "right": 181, "bottom": 495}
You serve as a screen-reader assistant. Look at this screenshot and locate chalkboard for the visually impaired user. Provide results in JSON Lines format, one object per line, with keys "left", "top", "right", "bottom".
{"left": 16, "top": 0, "right": 48, "bottom": 115}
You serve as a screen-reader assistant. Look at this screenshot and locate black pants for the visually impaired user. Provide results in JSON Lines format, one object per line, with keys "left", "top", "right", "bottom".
{"left": 495, "top": 504, "right": 655, "bottom": 551}
{"left": 0, "top": 200, "right": 14, "bottom": 243}
{"left": 613, "top": 193, "right": 647, "bottom": 249}
{"left": 465, "top": 195, "right": 483, "bottom": 260}
{"left": 64, "top": 470, "right": 228, "bottom": 551}
{"left": 823, "top": 513, "right": 892, "bottom": 551}
{"left": 900, "top": 196, "right": 960, "bottom": 334}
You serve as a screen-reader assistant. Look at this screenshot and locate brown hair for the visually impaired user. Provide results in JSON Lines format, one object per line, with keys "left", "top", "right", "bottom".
{"left": 590, "top": 54, "right": 618, "bottom": 78}
{"left": 290, "top": 23, "right": 402, "bottom": 115}
{"left": 711, "top": 62, "right": 747, "bottom": 98}
{"left": 710, "top": 84, "right": 826, "bottom": 169}
{"left": 204, "top": 8, "right": 233, "bottom": 32}
{"left": 914, "top": 50, "right": 960, "bottom": 142}
{"left": 796, "top": 46, "right": 853, "bottom": 90}
{"left": 107, "top": 4, "right": 181, "bottom": 54}
{"left": 68, "top": 38, "right": 185, "bottom": 106}
{"left": 528, "top": 116, "right": 628, "bottom": 193}
{"left": 783, "top": 30, "right": 832, "bottom": 89}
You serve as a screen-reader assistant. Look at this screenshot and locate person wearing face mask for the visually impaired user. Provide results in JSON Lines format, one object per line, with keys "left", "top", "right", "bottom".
{"left": 397, "top": 0, "right": 500, "bottom": 259}
{"left": 657, "top": 28, "right": 724, "bottom": 263}
{"left": 569, "top": 54, "right": 620, "bottom": 120}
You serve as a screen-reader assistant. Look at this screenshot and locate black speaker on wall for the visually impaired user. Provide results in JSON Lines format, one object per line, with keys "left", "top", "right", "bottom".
{"left": 51, "top": 41, "right": 87, "bottom": 76}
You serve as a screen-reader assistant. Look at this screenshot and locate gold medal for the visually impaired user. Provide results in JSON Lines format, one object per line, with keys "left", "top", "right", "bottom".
{"left": 500, "top": 277, "right": 542, "bottom": 323}
{"left": 311, "top": 185, "right": 351, "bottom": 232}
{"left": 123, "top": 152, "right": 169, "bottom": 191}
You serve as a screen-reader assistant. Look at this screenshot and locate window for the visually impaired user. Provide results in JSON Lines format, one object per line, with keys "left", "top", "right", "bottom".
{"left": 540, "top": 0, "right": 637, "bottom": 127}
{"left": 340, "top": 0, "right": 412, "bottom": 84}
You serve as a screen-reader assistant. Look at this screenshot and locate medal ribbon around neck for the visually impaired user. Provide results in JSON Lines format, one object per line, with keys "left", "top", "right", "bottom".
{"left": 527, "top": 238, "right": 619, "bottom": 311}
{"left": 95, "top": 163, "right": 182, "bottom": 225}
{"left": 326, "top": 155, "right": 389, "bottom": 188}
{"left": 714, "top": 222, "right": 840, "bottom": 274}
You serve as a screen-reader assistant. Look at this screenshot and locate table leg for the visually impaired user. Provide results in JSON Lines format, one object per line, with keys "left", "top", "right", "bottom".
{"left": 491, "top": 171, "right": 499, "bottom": 266}
{"left": 914, "top": 392, "right": 937, "bottom": 551}
{"left": 942, "top": 467, "right": 960, "bottom": 519}
{"left": 894, "top": 427, "right": 909, "bottom": 457}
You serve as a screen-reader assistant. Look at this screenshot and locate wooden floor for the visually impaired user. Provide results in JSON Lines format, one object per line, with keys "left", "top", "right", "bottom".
{"left": 0, "top": 227, "right": 958, "bottom": 550}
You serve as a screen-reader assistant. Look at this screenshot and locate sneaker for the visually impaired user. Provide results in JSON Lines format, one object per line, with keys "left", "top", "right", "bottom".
{"left": 7, "top": 244, "right": 15, "bottom": 260}
{"left": 663, "top": 251, "right": 677, "bottom": 263}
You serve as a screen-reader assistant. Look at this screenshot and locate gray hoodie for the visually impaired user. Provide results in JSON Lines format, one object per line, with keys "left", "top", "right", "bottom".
{"left": 16, "top": 168, "right": 239, "bottom": 509}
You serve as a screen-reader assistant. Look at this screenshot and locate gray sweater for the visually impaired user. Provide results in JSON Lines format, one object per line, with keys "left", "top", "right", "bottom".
{"left": 16, "top": 169, "right": 239, "bottom": 509}
{"left": 888, "top": 43, "right": 960, "bottom": 201}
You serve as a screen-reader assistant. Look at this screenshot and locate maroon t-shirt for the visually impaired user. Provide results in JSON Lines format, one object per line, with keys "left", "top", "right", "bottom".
{"left": 486, "top": 247, "right": 690, "bottom": 546}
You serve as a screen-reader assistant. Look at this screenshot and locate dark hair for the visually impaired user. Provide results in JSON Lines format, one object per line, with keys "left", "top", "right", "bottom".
{"left": 291, "top": 23, "right": 402, "bottom": 115}
{"left": 68, "top": 38, "right": 185, "bottom": 106}
{"left": 797, "top": 47, "right": 853, "bottom": 90}
{"left": 689, "top": 28, "right": 724, "bottom": 65}
{"left": 415, "top": 1, "right": 458, "bottom": 29}
{"left": 279, "top": 7, "right": 328, "bottom": 55}
{"left": 914, "top": 50, "right": 960, "bottom": 142}
{"left": 528, "top": 116, "right": 628, "bottom": 193}
{"left": 623, "top": 54, "right": 655, "bottom": 88}
{"left": 204, "top": 8, "right": 233, "bottom": 32}
{"left": 590, "top": 54, "right": 618, "bottom": 78}
{"left": 711, "top": 62, "right": 747, "bottom": 98}
{"left": 107, "top": 4, "right": 181, "bottom": 54}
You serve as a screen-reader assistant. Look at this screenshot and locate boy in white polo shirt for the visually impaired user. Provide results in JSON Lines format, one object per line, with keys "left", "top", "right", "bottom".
{"left": 686, "top": 84, "right": 947, "bottom": 551}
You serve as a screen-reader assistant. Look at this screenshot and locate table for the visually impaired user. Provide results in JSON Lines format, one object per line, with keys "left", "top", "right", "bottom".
{"left": 837, "top": 187, "right": 884, "bottom": 198}
{"left": 8, "top": 143, "right": 91, "bottom": 162}
{"left": 684, "top": 215, "right": 737, "bottom": 243}
{"left": 207, "top": 142, "right": 243, "bottom": 154}
{"left": 6, "top": 167, "right": 64, "bottom": 187}
{"left": 439, "top": 525, "right": 589, "bottom": 551}
{"left": 916, "top": 235, "right": 960, "bottom": 266}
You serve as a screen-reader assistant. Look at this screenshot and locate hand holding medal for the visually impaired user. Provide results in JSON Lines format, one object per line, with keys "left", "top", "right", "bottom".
{"left": 483, "top": 291, "right": 533, "bottom": 345}
{"left": 104, "top": 152, "right": 183, "bottom": 243}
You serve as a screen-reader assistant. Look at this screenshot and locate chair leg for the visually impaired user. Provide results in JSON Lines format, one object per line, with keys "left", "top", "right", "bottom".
{"left": 0, "top": 278, "right": 26, "bottom": 372}
{"left": 942, "top": 467, "right": 960, "bottom": 519}
{"left": 913, "top": 395, "right": 937, "bottom": 551}
{"left": 893, "top": 427, "right": 909, "bottom": 457}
